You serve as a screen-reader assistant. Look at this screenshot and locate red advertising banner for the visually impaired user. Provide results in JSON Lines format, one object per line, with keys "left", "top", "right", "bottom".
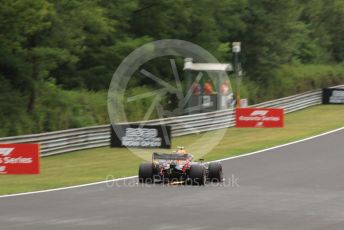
{"left": 0, "top": 144, "right": 40, "bottom": 174}
{"left": 235, "top": 108, "right": 284, "bottom": 128}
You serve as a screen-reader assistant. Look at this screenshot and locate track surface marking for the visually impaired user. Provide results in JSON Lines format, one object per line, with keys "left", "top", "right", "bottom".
{"left": 1, "top": 128, "right": 344, "bottom": 229}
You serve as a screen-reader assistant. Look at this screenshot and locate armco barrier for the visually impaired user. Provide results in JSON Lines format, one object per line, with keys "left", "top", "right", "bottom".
{"left": 0, "top": 85, "right": 343, "bottom": 156}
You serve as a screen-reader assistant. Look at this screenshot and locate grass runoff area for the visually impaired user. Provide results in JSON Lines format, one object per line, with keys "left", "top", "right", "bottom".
{"left": 1, "top": 105, "right": 344, "bottom": 195}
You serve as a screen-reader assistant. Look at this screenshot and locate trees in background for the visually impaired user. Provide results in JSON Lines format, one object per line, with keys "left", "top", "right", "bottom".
{"left": 0, "top": 0, "right": 344, "bottom": 136}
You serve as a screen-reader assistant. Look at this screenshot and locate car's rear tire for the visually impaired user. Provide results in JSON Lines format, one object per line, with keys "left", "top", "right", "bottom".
{"left": 138, "top": 163, "right": 154, "bottom": 183}
{"left": 208, "top": 162, "right": 223, "bottom": 182}
{"left": 189, "top": 164, "right": 206, "bottom": 186}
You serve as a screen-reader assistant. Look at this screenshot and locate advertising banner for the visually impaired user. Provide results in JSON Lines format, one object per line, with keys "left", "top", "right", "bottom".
{"left": 323, "top": 88, "right": 344, "bottom": 104}
{"left": 111, "top": 125, "right": 171, "bottom": 149}
{"left": 235, "top": 108, "right": 284, "bottom": 128}
{"left": 0, "top": 144, "right": 40, "bottom": 174}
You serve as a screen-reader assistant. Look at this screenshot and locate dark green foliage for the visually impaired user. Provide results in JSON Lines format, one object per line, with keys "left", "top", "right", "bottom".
{"left": 0, "top": 0, "right": 344, "bottom": 137}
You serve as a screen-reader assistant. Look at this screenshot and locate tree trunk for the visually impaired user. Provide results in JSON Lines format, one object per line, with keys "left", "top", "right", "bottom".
{"left": 27, "top": 84, "right": 36, "bottom": 113}
{"left": 27, "top": 51, "right": 38, "bottom": 113}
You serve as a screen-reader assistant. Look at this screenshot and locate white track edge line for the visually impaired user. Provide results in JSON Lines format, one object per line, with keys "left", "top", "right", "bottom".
{"left": 211, "top": 126, "right": 344, "bottom": 163}
{"left": 1, "top": 126, "right": 343, "bottom": 198}
{"left": 0, "top": 176, "right": 138, "bottom": 198}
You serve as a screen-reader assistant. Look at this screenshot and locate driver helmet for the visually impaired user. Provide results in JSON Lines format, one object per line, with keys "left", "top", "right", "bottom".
{"left": 176, "top": 146, "right": 187, "bottom": 154}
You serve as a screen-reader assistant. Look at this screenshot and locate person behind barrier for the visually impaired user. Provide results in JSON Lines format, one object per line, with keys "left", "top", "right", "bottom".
{"left": 191, "top": 80, "right": 201, "bottom": 96}
{"left": 204, "top": 80, "right": 213, "bottom": 96}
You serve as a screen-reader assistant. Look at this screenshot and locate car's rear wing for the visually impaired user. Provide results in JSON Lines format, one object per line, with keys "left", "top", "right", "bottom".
{"left": 153, "top": 152, "right": 191, "bottom": 161}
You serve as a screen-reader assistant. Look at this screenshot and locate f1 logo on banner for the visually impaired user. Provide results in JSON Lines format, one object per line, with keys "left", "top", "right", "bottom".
{"left": 235, "top": 108, "right": 284, "bottom": 128}
{"left": 0, "top": 144, "right": 40, "bottom": 174}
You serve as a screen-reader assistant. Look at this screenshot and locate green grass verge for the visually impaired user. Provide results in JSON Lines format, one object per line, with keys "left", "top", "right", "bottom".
{"left": 0, "top": 105, "right": 344, "bottom": 195}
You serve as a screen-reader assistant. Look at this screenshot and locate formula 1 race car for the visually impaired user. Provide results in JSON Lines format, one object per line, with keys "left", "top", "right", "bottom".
{"left": 138, "top": 152, "right": 223, "bottom": 185}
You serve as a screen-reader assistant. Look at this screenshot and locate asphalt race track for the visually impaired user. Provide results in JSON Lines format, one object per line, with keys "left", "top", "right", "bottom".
{"left": 1, "top": 128, "right": 344, "bottom": 230}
